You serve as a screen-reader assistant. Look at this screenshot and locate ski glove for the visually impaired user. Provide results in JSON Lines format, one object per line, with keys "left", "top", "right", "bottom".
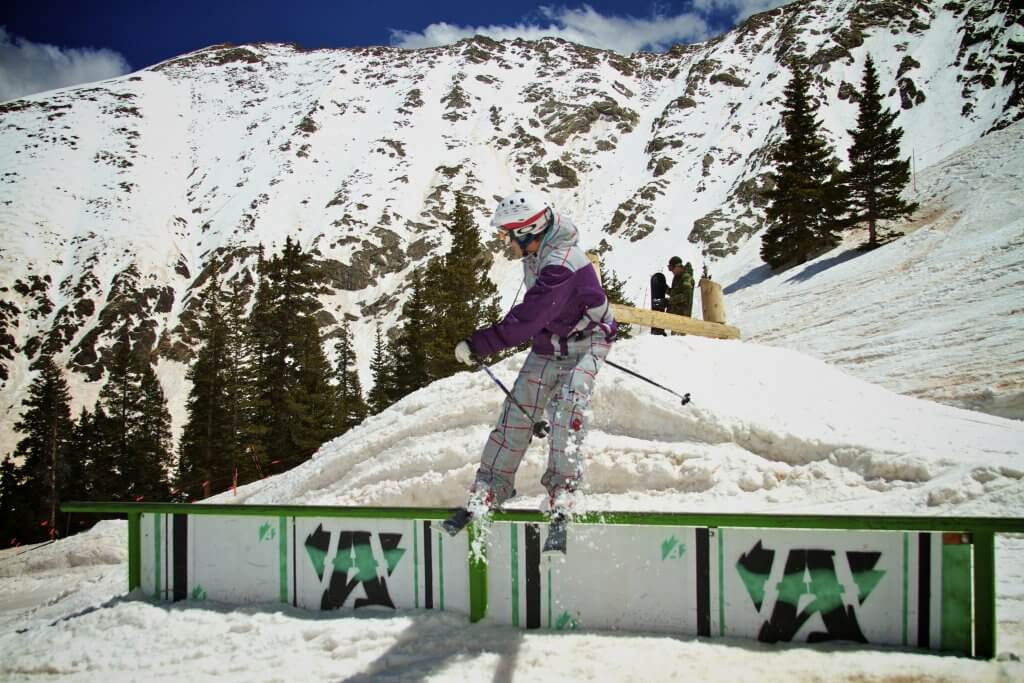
{"left": 454, "top": 339, "right": 477, "bottom": 366}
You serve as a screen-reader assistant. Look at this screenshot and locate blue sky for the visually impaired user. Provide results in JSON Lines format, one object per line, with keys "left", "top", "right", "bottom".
{"left": 1, "top": 0, "right": 792, "bottom": 101}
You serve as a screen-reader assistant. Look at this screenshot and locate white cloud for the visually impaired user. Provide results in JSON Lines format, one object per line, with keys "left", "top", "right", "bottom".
{"left": 0, "top": 27, "right": 131, "bottom": 103}
{"left": 389, "top": 4, "right": 712, "bottom": 55}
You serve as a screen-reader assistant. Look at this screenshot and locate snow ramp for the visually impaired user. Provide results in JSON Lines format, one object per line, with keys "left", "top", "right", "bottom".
{"left": 63, "top": 502, "right": 1024, "bottom": 659}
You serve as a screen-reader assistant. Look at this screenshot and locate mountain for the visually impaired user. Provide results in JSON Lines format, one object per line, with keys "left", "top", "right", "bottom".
{"left": 0, "top": 0, "right": 1021, "bottom": 456}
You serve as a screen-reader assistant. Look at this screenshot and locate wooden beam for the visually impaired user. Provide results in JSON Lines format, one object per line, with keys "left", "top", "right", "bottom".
{"left": 610, "top": 304, "right": 741, "bottom": 340}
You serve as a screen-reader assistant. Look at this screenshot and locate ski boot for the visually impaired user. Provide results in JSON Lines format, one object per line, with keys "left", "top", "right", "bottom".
{"left": 441, "top": 507, "right": 474, "bottom": 536}
{"left": 542, "top": 511, "right": 568, "bottom": 555}
{"left": 440, "top": 488, "right": 514, "bottom": 537}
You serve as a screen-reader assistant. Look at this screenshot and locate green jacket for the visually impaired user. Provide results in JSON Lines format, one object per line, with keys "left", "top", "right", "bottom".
{"left": 667, "top": 264, "right": 694, "bottom": 317}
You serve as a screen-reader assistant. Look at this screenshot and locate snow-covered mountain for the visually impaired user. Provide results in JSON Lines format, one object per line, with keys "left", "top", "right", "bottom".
{"left": 0, "top": 0, "right": 1021, "bottom": 455}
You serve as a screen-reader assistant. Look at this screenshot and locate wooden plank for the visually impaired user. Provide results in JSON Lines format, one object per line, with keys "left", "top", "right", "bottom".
{"left": 610, "top": 304, "right": 741, "bottom": 339}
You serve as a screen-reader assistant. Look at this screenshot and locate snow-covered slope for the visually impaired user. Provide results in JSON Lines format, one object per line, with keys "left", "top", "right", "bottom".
{"left": 0, "top": 0, "right": 1021, "bottom": 456}
{"left": 716, "top": 114, "right": 1024, "bottom": 418}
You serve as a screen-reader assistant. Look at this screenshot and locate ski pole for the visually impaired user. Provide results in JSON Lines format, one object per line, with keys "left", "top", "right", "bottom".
{"left": 604, "top": 359, "right": 691, "bottom": 406}
{"left": 479, "top": 364, "right": 551, "bottom": 438}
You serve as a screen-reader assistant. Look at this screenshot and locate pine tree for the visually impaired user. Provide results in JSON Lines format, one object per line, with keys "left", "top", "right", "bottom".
{"left": 131, "top": 362, "right": 173, "bottom": 501}
{"left": 177, "top": 261, "right": 236, "bottom": 498}
{"left": 248, "top": 237, "right": 333, "bottom": 468}
{"left": 96, "top": 327, "right": 172, "bottom": 502}
{"left": 222, "top": 277, "right": 262, "bottom": 484}
{"left": 332, "top": 320, "right": 367, "bottom": 434}
{"left": 846, "top": 54, "right": 919, "bottom": 249}
{"left": 295, "top": 313, "right": 336, "bottom": 452}
{"left": 9, "top": 355, "right": 74, "bottom": 540}
{"left": 423, "top": 192, "right": 498, "bottom": 380}
{"left": 761, "top": 63, "right": 844, "bottom": 269}
{"left": 391, "top": 272, "right": 431, "bottom": 398}
{"left": 598, "top": 262, "right": 634, "bottom": 339}
{"left": 367, "top": 324, "right": 393, "bottom": 415}
{"left": 67, "top": 406, "right": 106, "bottom": 500}
{"left": 0, "top": 455, "right": 32, "bottom": 547}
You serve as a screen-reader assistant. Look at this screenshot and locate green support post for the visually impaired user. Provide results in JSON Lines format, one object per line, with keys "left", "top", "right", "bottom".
{"left": 973, "top": 529, "right": 996, "bottom": 659}
{"left": 467, "top": 525, "right": 487, "bottom": 623}
{"left": 127, "top": 512, "right": 141, "bottom": 591}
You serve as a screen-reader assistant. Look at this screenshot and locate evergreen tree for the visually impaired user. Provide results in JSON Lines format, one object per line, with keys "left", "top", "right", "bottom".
{"left": 96, "top": 327, "right": 172, "bottom": 502}
{"left": 177, "top": 261, "right": 229, "bottom": 496}
{"left": 391, "top": 272, "right": 431, "bottom": 398}
{"left": 332, "top": 320, "right": 367, "bottom": 434}
{"left": 0, "top": 456, "right": 29, "bottom": 546}
{"left": 295, "top": 312, "right": 336, "bottom": 452}
{"left": 846, "top": 54, "right": 918, "bottom": 248}
{"left": 130, "top": 362, "right": 174, "bottom": 500}
{"left": 367, "top": 324, "right": 393, "bottom": 415}
{"left": 249, "top": 238, "right": 334, "bottom": 466}
{"left": 222, "top": 277, "right": 262, "bottom": 484}
{"left": 67, "top": 406, "right": 106, "bottom": 500}
{"left": 761, "top": 63, "right": 843, "bottom": 269}
{"left": 423, "top": 192, "right": 498, "bottom": 380}
{"left": 598, "top": 262, "right": 634, "bottom": 339}
{"left": 8, "top": 355, "right": 74, "bottom": 540}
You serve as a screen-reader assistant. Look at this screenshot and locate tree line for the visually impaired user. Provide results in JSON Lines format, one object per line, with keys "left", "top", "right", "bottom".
{"left": 761, "top": 54, "right": 918, "bottom": 269}
{"left": 0, "top": 193, "right": 637, "bottom": 548}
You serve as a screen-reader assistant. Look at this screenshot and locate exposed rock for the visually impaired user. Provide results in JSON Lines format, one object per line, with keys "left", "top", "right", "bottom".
{"left": 897, "top": 55, "right": 922, "bottom": 78}
{"left": 710, "top": 72, "right": 749, "bottom": 88}
{"left": 650, "top": 157, "right": 676, "bottom": 177}
{"left": 899, "top": 77, "right": 927, "bottom": 109}
{"left": 544, "top": 97, "right": 639, "bottom": 145}
{"left": 441, "top": 83, "right": 471, "bottom": 121}
{"left": 546, "top": 159, "right": 579, "bottom": 188}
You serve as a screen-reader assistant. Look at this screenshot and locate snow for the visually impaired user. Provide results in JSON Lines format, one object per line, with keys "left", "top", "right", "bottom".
{"left": 2, "top": 125, "right": 1024, "bottom": 683}
{"left": 2, "top": 26, "right": 1024, "bottom": 683}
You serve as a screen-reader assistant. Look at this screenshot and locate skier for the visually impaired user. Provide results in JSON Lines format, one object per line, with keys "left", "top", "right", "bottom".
{"left": 443, "top": 190, "right": 617, "bottom": 553}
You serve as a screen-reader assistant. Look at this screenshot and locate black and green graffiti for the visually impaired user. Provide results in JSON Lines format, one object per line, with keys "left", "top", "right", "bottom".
{"left": 305, "top": 525, "right": 406, "bottom": 610}
{"left": 736, "top": 541, "right": 886, "bottom": 644}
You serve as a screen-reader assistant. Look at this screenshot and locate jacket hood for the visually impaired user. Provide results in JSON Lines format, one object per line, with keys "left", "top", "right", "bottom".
{"left": 536, "top": 212, "right": 579, "bottom": 264}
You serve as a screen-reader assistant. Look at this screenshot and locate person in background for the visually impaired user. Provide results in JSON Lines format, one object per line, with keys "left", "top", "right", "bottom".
{"left": 666, "top": 256, "right": 694, "bottom": 320}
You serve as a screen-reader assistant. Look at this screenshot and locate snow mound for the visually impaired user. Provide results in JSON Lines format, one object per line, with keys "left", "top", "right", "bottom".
{"left": 211, "top": 335, "right": 1024, "bottom": 517}
{"left": 0, "top": 521, "right": 127, "bottom": 579}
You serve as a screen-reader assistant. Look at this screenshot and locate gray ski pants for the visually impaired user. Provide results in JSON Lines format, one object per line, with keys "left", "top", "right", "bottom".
{"left": 472, "top": 332, "right": 612, "bottom": 507}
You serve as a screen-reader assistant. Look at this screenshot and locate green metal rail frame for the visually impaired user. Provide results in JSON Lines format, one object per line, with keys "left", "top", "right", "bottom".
{"left": 62, "top": 502, "right": 1024, "bottom": 658}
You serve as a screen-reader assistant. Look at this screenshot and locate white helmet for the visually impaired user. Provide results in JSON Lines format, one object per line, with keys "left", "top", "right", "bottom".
{"left": 490, "top": 191, "right": 553, "bottom": 238}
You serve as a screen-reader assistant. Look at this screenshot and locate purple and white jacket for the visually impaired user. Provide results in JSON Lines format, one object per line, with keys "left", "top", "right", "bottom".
{"left": 469, "top": 213, "right": 617, "bottom": 357}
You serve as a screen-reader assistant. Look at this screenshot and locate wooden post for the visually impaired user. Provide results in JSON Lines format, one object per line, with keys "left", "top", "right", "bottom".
{"left": 585, "top": 251, "right": 740, "bottom": 340}
{"left": 609, "top": 304, "right": 740, "bottom": 339}
{"left": 699, "top": 277, "right": 727, "bottom": 324}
